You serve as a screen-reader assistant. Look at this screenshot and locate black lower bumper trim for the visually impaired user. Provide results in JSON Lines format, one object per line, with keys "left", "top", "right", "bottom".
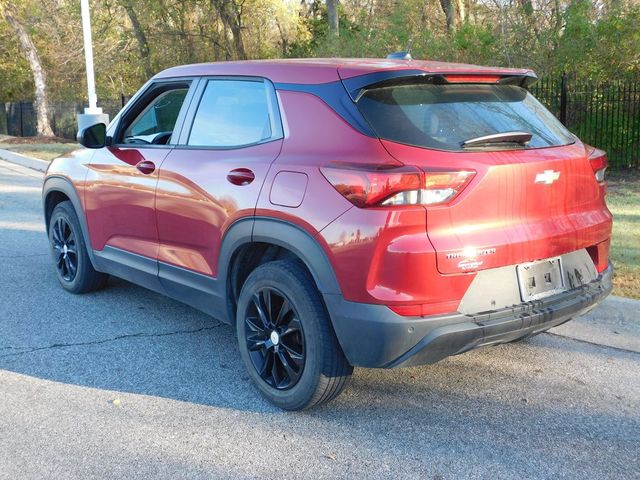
{"left": 325, "top": 263, "right": 613, "bottom": 368}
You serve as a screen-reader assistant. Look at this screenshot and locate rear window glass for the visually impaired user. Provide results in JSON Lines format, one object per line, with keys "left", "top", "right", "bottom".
{"left": 356, "top": 83, "right": 574, "bottom": 151}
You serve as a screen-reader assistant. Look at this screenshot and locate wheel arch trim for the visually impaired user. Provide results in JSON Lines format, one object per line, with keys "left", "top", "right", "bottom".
{"left": 42, "top": 176, "right": 99, "bottom": 269}
{"left": 219, "top": 217, "right": 342, "bottom": 298}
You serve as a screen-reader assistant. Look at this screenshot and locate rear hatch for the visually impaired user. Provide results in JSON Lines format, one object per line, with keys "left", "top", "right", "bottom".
{"left": 352, "top": 76, "right": 612, "bottom": 274}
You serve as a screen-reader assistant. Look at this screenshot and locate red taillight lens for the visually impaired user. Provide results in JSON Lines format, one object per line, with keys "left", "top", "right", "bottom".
{"left": 388, "top": 300, "right": 460, "bottom": 317}
{"left": 320, "top": 164, "right": 475, "bottom": 208}
{"left": 320, "top": 165, "right": 421, "bottom": 208}
{"left": 587, "top": 146, "right": 608, "bottom": 184}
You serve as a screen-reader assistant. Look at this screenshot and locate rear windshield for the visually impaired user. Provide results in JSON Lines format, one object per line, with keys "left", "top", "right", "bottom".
{"left": 356, "top": 83, "right": 574, "bottom": 151}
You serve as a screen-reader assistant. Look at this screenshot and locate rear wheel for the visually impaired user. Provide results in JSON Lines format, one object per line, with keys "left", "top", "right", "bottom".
{"left": 48, "top": 201, "right": 108, "bottom": 293}
{"left": 236, "top": 260, "right": 352, "bottom": 410}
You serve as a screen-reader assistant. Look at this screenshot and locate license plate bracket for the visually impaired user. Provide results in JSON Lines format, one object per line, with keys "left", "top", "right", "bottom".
{"left": 517, "top": 257, "right": 565, "bottom": 301}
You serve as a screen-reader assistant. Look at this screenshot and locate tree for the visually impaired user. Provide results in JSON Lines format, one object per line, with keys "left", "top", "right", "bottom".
{"left": 454, "top": 0, "right": 467, "bottom": 25}
{"left": 1, "top": 0, "right": 639, "bottom": 109}
{"left": 0, "top": 2, "right": 54, "bottom": 136}
{"left": 438, "top": 0, "right": 466, "bottom": 31}
{"left": 327, "top": 0, "right": 339, "bottom": 36}
{"left": 439, "top": 0, "right": 455, "bottom": 31}
{"left": 212, "top": 0, "right": 247, "bottom": 59}
{"left": 119, "top": 0, "right": 153, "bottom": 78}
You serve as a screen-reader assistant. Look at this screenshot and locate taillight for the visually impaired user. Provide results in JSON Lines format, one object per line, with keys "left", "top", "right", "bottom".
{"left": 421, "top": 171, "right": 476, "bottom": 205}
{"left": 320, "top": 164, "right": 475, "bottom": 208}
{"left": 587, "top": 146, "right": 607, "bottom": 184}
{"left": 443, "top": 74, "right": 501, "bottom": 84}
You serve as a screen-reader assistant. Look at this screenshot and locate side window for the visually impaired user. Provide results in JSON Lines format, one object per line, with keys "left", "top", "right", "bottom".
{"left": 188, "top": 79, "right": 280, "bottom": 147}
{"left": 121, "top": 86, "right": 189, "bottom": 145}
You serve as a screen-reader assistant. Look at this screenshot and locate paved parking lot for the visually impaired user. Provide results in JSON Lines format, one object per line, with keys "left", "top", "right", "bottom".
{"left": 0, "top": 159, "right": 638, "bottom": 479}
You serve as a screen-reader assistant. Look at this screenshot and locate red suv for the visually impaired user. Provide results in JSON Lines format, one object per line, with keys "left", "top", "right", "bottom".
{"left": 43, "top": 58, "right": 613, "bottom": 410}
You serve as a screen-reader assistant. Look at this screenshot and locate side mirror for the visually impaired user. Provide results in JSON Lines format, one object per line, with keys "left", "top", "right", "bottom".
{"left": 78, "top": 123, "right": 107, "bottom": 149}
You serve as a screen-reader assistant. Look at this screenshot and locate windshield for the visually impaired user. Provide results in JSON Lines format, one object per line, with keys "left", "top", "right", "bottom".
{"left": 356, "top": 83, "right": 574, "bottom": 151}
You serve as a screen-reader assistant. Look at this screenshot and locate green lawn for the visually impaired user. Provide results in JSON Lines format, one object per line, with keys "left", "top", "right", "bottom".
{"left": 607, "top": 170, "right": 640, "bottom": 299}
{"left": 0, "top": 142, "right": 79, "bottom": 161}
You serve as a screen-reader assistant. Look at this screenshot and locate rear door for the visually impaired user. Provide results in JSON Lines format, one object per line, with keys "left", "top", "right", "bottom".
{"left": 155, "top": 77, "right": 283, "bottom": 285}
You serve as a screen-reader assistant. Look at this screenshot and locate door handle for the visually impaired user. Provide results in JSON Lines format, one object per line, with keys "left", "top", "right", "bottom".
{"left": 227, "top": 168, "right": 255, "bottom": 186}
{"left": 136, "top": 160, "right": 156, "bottom": 175}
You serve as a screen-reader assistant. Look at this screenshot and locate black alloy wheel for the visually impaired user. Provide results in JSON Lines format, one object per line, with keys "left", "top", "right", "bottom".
{"left": 236, "top": 260, "right": 353, "bottom": 410}
{"left": 244, "top": 287, "right": 305, "bottom": 390}
{"left": 48, "top": 201, "right": 108, "bottom": 294}
{"left": 51, "top": 216, "right": 78, "bottom": 282}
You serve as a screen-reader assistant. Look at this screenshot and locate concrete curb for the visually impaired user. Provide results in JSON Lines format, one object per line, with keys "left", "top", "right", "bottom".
{"left": 0, "top": 148, "right": 49, "bottom": 172}
{"left": 550, "top": 295, "right": 640, "bottom": 353}
{"left": 609, "top": 294, "right": 640, "bottom": 306}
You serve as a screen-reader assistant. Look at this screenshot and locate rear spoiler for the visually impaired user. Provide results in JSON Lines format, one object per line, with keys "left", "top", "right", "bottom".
{"left": 342, "top": 69, "right": 538, "bottom": 102}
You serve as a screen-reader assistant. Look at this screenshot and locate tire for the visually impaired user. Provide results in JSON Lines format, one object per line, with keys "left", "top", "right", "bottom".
{"left": 236, "top": 260, "right": 353, "bottom": 410}
{"left": 48, "top": 201, "right": 108, "bottom": 294}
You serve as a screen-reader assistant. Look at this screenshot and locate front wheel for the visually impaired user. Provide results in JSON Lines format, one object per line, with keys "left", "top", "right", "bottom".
{"left": 48, "top": 201, "right": 108, "bottom": 294}
{"left": 236, "top": 260, "right": 353, "bottom": 410}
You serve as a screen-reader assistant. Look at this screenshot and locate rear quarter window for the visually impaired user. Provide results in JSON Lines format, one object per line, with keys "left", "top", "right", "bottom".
{"left": 357, "top": 83, "right": 575, "bottom": 151}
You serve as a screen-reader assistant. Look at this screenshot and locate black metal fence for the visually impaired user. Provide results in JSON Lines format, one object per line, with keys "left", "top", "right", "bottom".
{"left": 0, "top": 96, "right": 128, "bottom": 140}
{"left": 531, "top": 76, "right": 640, "bottom": 168}
{"left": 2, "top": 77, "right": 639, "bottom": 168}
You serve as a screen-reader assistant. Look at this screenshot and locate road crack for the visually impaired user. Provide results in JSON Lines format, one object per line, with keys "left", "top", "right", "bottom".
{"left": 545, "top": 331, "right": 640, "bottom": 355}
{"left": 0, "top": 323, "right": 225, "bottom": 358}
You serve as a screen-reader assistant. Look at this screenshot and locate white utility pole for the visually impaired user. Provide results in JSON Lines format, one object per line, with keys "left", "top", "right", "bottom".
{"left": 77, "top": 0, "right": 109, "bottom": 134}
{"left": 81, "top": 0, "right": 98, "bottom": 112}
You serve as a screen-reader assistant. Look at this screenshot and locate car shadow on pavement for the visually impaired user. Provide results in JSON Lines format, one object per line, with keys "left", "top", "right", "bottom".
{"left": 0, "top": 230, "right": 636, "bottom": 414}
{"left": 1, "top": 233, "right": 639, "bottom": 477}
{"left": 1, "top": 253, "right": 268, "bottom": 412}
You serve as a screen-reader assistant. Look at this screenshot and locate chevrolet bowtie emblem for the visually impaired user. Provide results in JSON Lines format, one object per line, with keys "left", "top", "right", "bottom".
{"left": 534, "top": 170, "right": 561, "bottom": 185}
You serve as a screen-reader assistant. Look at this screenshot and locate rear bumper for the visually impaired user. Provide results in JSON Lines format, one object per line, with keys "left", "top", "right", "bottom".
{"left": 324, "top": 263, "right": 613, "bottom": 368}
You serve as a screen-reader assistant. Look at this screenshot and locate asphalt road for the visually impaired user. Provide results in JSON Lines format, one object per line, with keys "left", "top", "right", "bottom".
{"left": 0, "top": 159, "right": 638, "bottom": 480}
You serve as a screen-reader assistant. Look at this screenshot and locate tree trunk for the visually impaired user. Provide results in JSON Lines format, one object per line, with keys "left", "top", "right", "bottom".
{"left": 275, "top": 18, "right": 288, "bottom": 57}
{"left": 454, "top": 0, "right": 466, "bottom": 25}
{"left": 183, "top": 5, "right": 197, "bottom": 63}
{"left": 212, "top": 0, "right": 247, "bottom": 60}
{"left": 2, "top": 7, "right": 54, "bottom": 137}
{"left": 120, "top": 1, "right": 153, "bottom": 78}
{"left": 327, "top": 0, "right": 339, "bottom": 36}
{"left": 554, "top": 0, "right": 562, "bottom": 32}
{"left": 439, "top": 0, "right": 455, "bottom": 31}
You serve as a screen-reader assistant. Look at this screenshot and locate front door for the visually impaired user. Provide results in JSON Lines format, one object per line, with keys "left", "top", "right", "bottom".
{"left": 84, "top": 81, "right": 194, "bottom": 264}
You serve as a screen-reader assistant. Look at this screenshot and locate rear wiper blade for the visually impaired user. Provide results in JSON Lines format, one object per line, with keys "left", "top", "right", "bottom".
{"left": 461, "top": 131, "right": 532, "bottom": 148}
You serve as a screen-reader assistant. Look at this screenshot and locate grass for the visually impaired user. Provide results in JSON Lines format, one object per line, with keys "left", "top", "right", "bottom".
{"left": 607, "top": 170, "right": 640, "bottom": 300}
{"left": 0, "top": 142, "right": 79, "bottom": 161}
{"left": 0, "top": 134, "right": 78, "bottom": 161}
